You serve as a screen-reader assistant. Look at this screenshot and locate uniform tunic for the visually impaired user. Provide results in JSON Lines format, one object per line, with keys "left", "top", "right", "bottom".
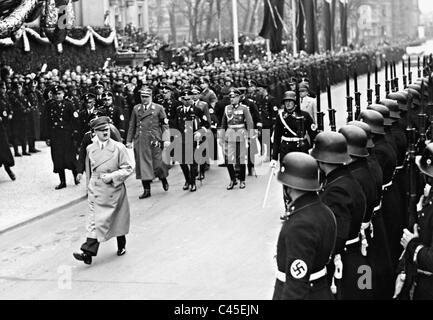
{"left": 220, "top": 103, "right": 254, "bottom": 165}
{"left": 273, "top": 193, "right": 337, "bottom": 300}
{"left": 0, "top": 100, "right": 14, "bottom": 168}
{"left": 127, "top": 102, "right": 170, "bottom": 181}
{"left": 272, "top": 109, "right": 317, "bottom": 162}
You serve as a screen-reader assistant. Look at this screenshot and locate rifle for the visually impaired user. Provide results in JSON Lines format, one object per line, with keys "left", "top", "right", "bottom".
{"left": 409, "top": 56, "right": 413, "bottom": 85}
{"left": 316, "top": 75, "right": 324, "bottom": 131}
{"left": 393, "top": 61, "right": 399, "bottom": 92}
{"left": 354, "top": 71, "right": 361, "bottom": 120}
{"left": 346, "top": 73, "right": 353, "bottom": 123}
{"left": 417, "top": 80, "right": 427, "bottom": 154}
{"left": 418, "top": 56, "right": 422, "bottom": 79}
{"left": 406, "top": 92, "right": 418, "bottom": 230}
{"left": 427, "top": 75, "right": 433, "bottom": 141}
{"left": 375, "top": 65, "right": 381, "bottom": 103}
{"left": 327, "top": 83, "right": 336, "bottom": 132}
{"left": 385, "top": 61, "right": 390, "bottom": 96}
{"left": 367, "top": 67, "right": 373, "bottom": 105}
{"left": 403, "top": 59, "right": 408, "bottom": 89}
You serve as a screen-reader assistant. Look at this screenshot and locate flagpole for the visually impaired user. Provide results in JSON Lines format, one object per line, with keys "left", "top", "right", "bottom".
{"left": 292, "top": 0, "right": 297, "bottom": 55}
{"left": 232, "top": 0, "right": 240, "bottom": 62}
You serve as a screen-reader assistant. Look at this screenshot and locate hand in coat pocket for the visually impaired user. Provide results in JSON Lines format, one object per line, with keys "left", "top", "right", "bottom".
{"left": 101, "top": 174, "right": 113, "bottom": 184}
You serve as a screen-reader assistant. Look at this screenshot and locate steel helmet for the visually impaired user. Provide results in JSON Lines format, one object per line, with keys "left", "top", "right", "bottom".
{"left": 310, "top": 131, "right": 351, "bottom": 164}
{"left": 277, "top": 152, "right": 321, "bottom": 191}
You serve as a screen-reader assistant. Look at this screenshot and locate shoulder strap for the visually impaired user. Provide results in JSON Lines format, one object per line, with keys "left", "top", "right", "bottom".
{"left": 278, "top": 110, "right": 298, "bottom": 136}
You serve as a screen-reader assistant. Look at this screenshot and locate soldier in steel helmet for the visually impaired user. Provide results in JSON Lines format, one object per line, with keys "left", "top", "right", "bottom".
{"left": 272, "top": 152, "right": 337, "bottom": 300}
{"left": 310, "top": 131, "right": 367, "bottom": 299}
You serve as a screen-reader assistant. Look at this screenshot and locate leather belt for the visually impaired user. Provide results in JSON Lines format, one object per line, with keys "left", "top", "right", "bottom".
{"left": 276, "top": 267, "right": 327, "bottom": 283}
{"left": 418, "top": 269, "right": 433, "bottom": 276}
{"left": 228, "top": 124, "right": 245, "bottom": 129}
{"left": 281, "top": 136, "right": 303, "bottom": 142}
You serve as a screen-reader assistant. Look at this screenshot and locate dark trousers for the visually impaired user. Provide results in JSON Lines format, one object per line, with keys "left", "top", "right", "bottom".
{"left": 227, "top": 164, "right": 246, "bottom": 181}
{"left": 58, "top": 169, "right": 78, "bottom": 183}
{"left": 81, "top": 236, "right": 126, "bottom": 257}
{"left": 180, "top": 163, "right": 198, "bottom": 185}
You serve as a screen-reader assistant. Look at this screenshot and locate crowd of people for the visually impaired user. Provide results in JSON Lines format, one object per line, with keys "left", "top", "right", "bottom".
{"left": 0, "top": 39, "right": 432, "bottom": 300}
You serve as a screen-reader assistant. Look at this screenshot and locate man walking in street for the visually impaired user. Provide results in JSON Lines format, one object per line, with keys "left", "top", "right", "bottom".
{"left": 126, "top": 87, "right": 170, "bottom": 199}
{"left": 74, "top": 116, "right": 133, "bottom": 265}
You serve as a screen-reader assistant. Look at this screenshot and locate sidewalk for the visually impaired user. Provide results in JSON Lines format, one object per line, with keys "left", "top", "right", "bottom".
{"left": 0, "top": 142, "right": 88, "bottom": 233}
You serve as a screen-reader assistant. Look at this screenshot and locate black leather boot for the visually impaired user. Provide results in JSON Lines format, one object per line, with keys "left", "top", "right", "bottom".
{"left": 5, "top": 166, "right": 16, "bottom": 181}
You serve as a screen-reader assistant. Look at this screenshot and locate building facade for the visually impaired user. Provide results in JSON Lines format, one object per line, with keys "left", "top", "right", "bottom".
{"left": 350, "top": 0, "right": 420, "bottom": 44}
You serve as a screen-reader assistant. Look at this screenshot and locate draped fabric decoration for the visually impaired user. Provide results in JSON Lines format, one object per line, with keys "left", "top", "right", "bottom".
{"left": 0, "top": 26, "right": 118, "bottom": 53}
{"left": 296, "top": 0, "right": 305, "bottom": 52}
{"left": 0, "top": 0, "right": 39, "bottom": 38}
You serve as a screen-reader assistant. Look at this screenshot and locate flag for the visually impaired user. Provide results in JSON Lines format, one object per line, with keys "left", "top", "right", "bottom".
{"left": 323, "top": 0, "right": 332, "bottom": 51}
{"left": 302, "top": 0, "right": 318, "bottom": 54}
{"left": 259, "top": 0, "right": 285, "bottom": 53}
{"left": 339, "top": 0, "right": 348, "bottom": 47}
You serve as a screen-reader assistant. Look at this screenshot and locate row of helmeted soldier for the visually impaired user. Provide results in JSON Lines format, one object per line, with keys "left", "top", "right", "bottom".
{"left": 271, "top": 56, "right": 433, "bottom": 300}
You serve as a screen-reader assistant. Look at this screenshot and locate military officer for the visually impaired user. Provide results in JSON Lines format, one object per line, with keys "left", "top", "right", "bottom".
{"left": 73, "top": 117, "right": 133, "bottom": 265}
{"left": 172, "top": 90, "right": 210, "bottom": 192}
{"left": 310, "top": 131, "right": 367, "bottom": 300}
{"left": 97, "top": 91, "right": 126, "bottom": 139}
{"left": 256, "top": 85, "right": 279, "bottom": 160}
{"left": 126, "top": 87, "right": 170, "bottom": 199}
{"left": 77, "top": 93, "right": 98, "bottom": 144}
{"left": 9, "top": 81, "right": 31, "bottom": 157}
{"left": 45, "top": 85, "right": 79, "bottom": 190}
{"left": 25, "top": 80, "right": 43, "bottom": 153}
{"left": 0, "top": 81, "right": 15, "bottom": 181}
{"left": 271, "top": 91, "right": 317, "bottom": 167}
{"left": 272, "top": 152, "right": 337, "bottom": 300}
{"left": 220, "top": 89, "right": 254, "bottom": 190}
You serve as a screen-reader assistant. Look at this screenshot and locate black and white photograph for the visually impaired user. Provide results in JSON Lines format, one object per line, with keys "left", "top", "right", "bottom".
{"left": 0, "top": 0, "right": 433, "bottom": 305}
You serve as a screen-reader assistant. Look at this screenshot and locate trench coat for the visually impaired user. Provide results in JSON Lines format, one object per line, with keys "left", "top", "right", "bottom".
{"left": 126, "top": 102, "right": 170, "bottom": 181}
{"left": 85, "top": 138, "right": 133, "bottom": 242}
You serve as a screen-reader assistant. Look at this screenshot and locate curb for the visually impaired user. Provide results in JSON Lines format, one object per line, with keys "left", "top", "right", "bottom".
{"left": 0, "top": 195, "right": 86, "bottom": 236}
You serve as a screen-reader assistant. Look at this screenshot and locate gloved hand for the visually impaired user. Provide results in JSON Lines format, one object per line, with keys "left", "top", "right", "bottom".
{"left": 163, "top": 141, "right": 171, "bottom": 148}
{"left": 126, "top": 142, "right": 133, "bottom": 149}
{"left": 46, "top": 139, "right": 51, "bottom": 147}
{"left": 270, "top": 160, "right": 278, "bottom": 169}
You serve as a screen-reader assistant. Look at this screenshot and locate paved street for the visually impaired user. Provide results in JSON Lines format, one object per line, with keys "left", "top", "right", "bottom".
{"left": 0, "top": 41, "right": 431, "bottom": 299}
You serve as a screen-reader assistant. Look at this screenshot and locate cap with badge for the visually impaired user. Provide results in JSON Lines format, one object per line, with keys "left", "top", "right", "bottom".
{"left": 228, "top": 88, "right": 241, "bottom": 97}
{"left": 51, "top": 85, "right": 65, "bottom": 94}
{"left": 82, "top": 93, "right": 96, "bottom": 102}
{"left": 140, "top": 87, "right": 153, "bottom": 97}
{"left": 90, "top": 116, "right": 111, "bottom": 131}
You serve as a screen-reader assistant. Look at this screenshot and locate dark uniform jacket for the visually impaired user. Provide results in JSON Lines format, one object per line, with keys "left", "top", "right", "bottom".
{"left": 161, "top": 98, "right": 181, "bottom": 129}
{"left": 0, "top": 95, "right": 14, "bottom": 168}
{"left": 319, "top": 165, "right": 367, "bottom": 299}
{"left": 96, "top": 104, "right": 125, "bottom": 137}
{"left": 256, "top": 94, "right": 278, "bottom": 129}
{"left": 400, "top": 188, "right": 433, "bottom": 300}
{"left": 272, "top": 109, "right": 317, "bottom": 161}
{"left": 273, "top": 192, "right": 337, "bottom": 300}
{"left": 46, "top": 99, "right": 78, "bottom": 173}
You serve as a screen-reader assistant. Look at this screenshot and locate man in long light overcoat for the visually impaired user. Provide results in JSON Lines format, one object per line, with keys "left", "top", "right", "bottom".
{"left": 73, "top": 116, "right": 133, "bottom": 265}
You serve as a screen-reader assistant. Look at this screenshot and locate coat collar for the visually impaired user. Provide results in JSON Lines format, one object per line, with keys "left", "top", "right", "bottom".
{"left": 323, "top": 165, "right": 351, "bottom": 187}
{"left": 283, "top": 192, "right": 321, "bottom": 220}
{"left": 89, "top": 138, "right": 115, "bottom": 169}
